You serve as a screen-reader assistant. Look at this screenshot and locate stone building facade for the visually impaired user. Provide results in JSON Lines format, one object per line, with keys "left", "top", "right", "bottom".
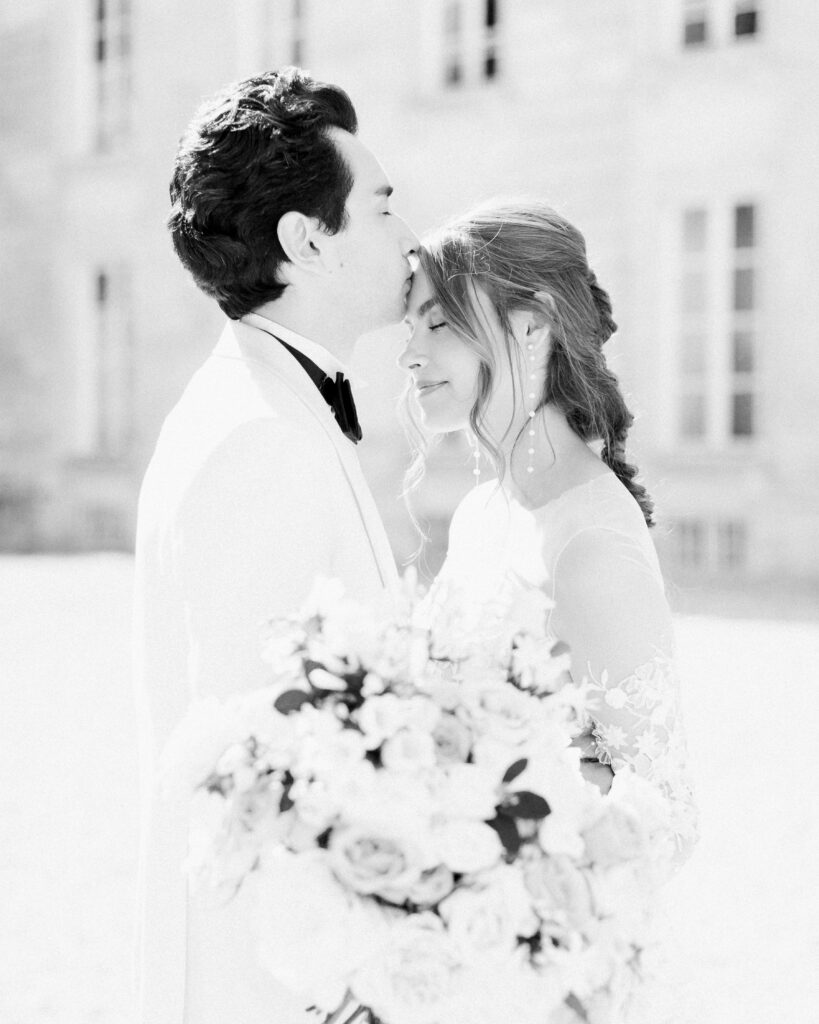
{"left": 1, "top": 0, "right": 816, "bottom": 585}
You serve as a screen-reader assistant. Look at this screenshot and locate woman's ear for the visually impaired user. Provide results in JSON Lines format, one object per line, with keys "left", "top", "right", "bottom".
{"left": 508, "top": 307, "right": 551, "bottom": 354}
{"left": 277, "top": 211, "right": 327, "bottom": 275}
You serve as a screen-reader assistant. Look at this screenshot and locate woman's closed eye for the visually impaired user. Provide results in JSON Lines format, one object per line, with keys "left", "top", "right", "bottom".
{"left": 429, "top": 321, "right": 447, "bottom": 332}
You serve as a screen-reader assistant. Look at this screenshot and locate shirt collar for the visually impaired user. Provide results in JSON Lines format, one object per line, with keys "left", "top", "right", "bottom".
{"left": 241, "top": 312, "right": 354, "bottom": 382}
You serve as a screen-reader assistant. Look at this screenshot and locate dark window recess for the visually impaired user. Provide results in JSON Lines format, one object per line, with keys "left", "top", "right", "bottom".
{"left": 732, "top": 392, "right": 754, "bottom": 436}
{"left": 732, "top": 331, "right": 754, "bottom": 373}
{"left": 735, "top": 8, "right": 758, "bottom": 36}
{"left": 684, "top": 18, "right": 707, "bottom": 46}
{"left": 733, "top": 267, "right": 754, "bottom": 311}
{"left": 735, "top": 204, "right": 755, "bottom": 248}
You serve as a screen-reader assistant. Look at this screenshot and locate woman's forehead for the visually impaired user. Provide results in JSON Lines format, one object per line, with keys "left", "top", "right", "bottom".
{"left": 406, "top": 267, "right": 436, "bottom": 318}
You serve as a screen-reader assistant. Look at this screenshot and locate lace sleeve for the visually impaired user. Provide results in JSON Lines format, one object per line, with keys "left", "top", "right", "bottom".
{"left": 549, "top": 528, "right": 698, "bottom": 862}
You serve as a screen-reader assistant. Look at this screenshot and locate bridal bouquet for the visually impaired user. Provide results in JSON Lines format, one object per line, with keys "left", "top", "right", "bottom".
{"left": 161, "top": 574, "right": 673, "bottom": 1024}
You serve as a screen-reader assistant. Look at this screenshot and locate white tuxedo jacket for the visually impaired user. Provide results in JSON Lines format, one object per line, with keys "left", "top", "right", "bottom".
{"left": 133, "top": 318, "right": 398, "bottom": 1024}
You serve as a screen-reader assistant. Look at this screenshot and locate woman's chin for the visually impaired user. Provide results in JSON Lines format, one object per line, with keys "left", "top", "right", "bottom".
{"left": 419, "top": 411, "right": 464, "bottom": 436}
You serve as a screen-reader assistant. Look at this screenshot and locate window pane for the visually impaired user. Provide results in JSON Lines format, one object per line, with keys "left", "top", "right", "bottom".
{"left": 678, "top": 519, "right": 706, "bottom": 568}
{"left": 445, "top": 1, "right": 461, "bottom": 34}
{"left": 735, "top": 9, "right": 758, "bottom": 36}
{"left": 683, "top": 208, "right": 707, "bottom": 252}
{"left": 735, "top": 204, "right": 755, "bottom": 248}
{"left": 680, "top": 333, "right": 706, "bottom": 375}
{"left": 681, "top": 392, "right": 706, "bottom": 438}
{"left": 733, "top": 330, "right": 754, "bottom": 373}
{"left": 733, "top": 267, "right": 754, "bottom": 310}
{"left": 718, "top": 520, "right": 747, "bottom": 570}
{"left": 684, "top": 18, "right": 707, "bottom": 45}
{"left": 445, "top": 61, "right": 462, "bottom": 85}
{"left": 732, "top": 392, "right": 754, "bottom": 436}
{"left": 682, "top": 270, "right": 707, "bottom": 314}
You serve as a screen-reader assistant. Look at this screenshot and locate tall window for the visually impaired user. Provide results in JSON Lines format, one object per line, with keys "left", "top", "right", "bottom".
{"left": 675, "top": 518, "right": 707, "bottom": 570}
{"left": 678, "top": 208, "right": 709, "bottom": 440}
{"left": 734, "top": 2, "right": 759, "bottom": 38}
{"left": 669, "top": 518, "right": 748, "bottom": 574}
{"left": 731, "top": 204, "right": 757, "bottom": 437}
{"left": 442, "top": 0, "right": 500, "bottom": 89}
{"left": 91, "top": 269, "right": 132, "bottom": 458}
{"left": 675, "top": 202, "right": 760, "bottom": 445}
{"left": 94, "top": 0, "right": 132, "bottom": 151}
{"left": 483, "top": 0, "right": 499, "bottom": 79}
{"left": 443, "top": 1, "right": 463, "bottom": 86}
{"left": 682, "top": 0, "right": 708, "bottom": 46}
{"left": 289, "top": 0, "right": 305, "bottom": 64}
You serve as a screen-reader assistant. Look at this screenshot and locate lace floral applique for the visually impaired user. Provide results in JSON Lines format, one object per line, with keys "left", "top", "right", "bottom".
{"left": 584, "top": 655, "right": 699, "bottom": 860}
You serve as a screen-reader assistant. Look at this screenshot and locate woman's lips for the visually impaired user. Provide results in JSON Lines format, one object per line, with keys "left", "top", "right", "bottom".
{"left": 416, "top": 381, "right": 446, "bottom": 398}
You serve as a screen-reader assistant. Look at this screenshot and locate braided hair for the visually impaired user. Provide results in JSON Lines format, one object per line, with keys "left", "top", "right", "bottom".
{"left": 412, "top": 199, "right": 655, "bottom": 526}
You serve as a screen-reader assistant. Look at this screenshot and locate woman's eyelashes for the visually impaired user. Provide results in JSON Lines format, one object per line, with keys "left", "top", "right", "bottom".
{"left": 429, "top": 321, "right": 447, "bottom": 332}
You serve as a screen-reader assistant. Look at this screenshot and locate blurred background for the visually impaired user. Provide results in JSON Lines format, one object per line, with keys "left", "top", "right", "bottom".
{"left": 1, "top": 1, "right": 818, "bottom": 1022}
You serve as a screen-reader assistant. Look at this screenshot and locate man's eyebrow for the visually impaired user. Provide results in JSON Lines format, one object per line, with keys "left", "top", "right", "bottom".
{"left": 375, "top": 184, "right": 394, "bottom": 198}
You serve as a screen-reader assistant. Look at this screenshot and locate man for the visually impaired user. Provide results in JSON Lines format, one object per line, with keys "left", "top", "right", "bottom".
{"left": 133, "top": 68, "right": 418, "bottom": 1024}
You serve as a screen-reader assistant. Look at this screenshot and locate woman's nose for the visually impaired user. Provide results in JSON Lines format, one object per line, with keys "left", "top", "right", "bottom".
{"left": 398, "top": 335, "right": 428, "bottom": 371}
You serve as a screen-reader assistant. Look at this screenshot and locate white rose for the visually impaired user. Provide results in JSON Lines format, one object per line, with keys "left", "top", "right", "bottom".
{"left": 292, "top": 725, "right": 367, "bottom": 780}
{"left": 608, "top": 769, "right": 672, "bottom": 834}
{"left": 538, "top": 813, "right": 586, "bottom": 860}
{"left": 397, "top": 695, "right": 440, "bottom": 731}
{"left": 353, "top": 913, "right": 457, "bottom": 1024}
{"left": 434, "top": 819, "right": 503, "bottom": 874}
{"left": 582, "top": 804, "right": 647, "bottom": 867}
{"left": 431, "top": 714, "right": 472, "bottom": 765}
{"left": 523, "top": 854, "right": 594, "bottom": 932}
{"left": 254, "top": 847, "right": 390, "bottom": 1011}
{"left": 420, "top": 673, "right": 463, "bottom": 711}
{"left": 439, "top": 866, "right": 537, "bottom": 959}
{"left": 407, "top": 864, "right": 456, "bottom": 907}
{"left": 214, "top": 741, "right": 257, "bottom": 793}
{"left": 434, "top": 763, "right": 500, "bottom": 820}
{"left": 471, "top": 734, "right": 519, "bottom": 775}
{"left": 459, "top": 681, "right": 536, "bottom": 747}
{"left": 328, "top": 822, "right": 426, "bottom": 902}
{"left": 447, "top": 955, "right": 566, "bottom": 1024}
{"left": 356, "top": 693, "right": 410, "bottom": 749}
{"left": 333, "top": 767, "right": 436, "bottom": 828}
{"left": 159, "top": 697, "right": 247, "bottom": 798}
{"left": 289, "top": 777, "right": 338, "bottom": 831}
{"left": 381, "top": 728, "right": 437, "bottom": 773}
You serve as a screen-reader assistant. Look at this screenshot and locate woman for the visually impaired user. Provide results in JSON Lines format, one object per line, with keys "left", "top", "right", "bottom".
{"left": 400, "top": 199, "right": 697, "bottom": 856}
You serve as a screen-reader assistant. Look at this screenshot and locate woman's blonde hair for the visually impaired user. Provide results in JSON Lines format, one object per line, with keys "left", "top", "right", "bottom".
{"left": 402, "top": 198, "right": 654, "bottom": 526}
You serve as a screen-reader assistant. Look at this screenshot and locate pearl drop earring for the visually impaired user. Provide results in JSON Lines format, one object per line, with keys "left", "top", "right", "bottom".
{"left": 526, "top": 341, "right": 538, "bottom": 475}
{"left": 472, "top": 439, "right": 481, "bottom": 485}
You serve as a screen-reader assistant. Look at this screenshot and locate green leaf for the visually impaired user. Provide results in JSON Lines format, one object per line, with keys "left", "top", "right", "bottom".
{"left": 487, "top": 812, "right": 521, "bottom": 857}
{"left": 502, "top": 757, "right": 528, "bottom": 784}
{"left": 274, "top": 689, "right": 313, "bottom": 715}
{"left": 501, "top": 790, "right": 551, "bottom": 820}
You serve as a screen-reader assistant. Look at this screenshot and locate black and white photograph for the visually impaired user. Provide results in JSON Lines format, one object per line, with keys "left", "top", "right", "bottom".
{"left": 1, "top": 2, "right": 817, "bottom": 1023}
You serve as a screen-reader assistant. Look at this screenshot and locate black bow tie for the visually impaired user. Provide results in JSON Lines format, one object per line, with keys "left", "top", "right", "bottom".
{"left": 276, "top": 337, "right": 362, "bottom": 444}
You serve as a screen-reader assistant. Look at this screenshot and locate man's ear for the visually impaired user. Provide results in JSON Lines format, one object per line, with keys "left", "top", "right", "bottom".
{"left": 277, "top": 211, "right": 327, "bottom": 274}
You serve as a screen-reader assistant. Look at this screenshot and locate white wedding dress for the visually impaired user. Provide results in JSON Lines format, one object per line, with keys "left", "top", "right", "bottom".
{"left": 430, "top": 470, "right": 698, "bottom": 860}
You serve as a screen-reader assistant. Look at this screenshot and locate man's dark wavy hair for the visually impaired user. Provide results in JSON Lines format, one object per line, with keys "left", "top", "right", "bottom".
{"left": 167, "top": 67, "right": 358, "bottom": 320}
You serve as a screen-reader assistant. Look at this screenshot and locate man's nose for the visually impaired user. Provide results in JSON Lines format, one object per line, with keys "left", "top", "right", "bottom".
{"left": 397, "top": 216, "right": 420, "bottom": 257}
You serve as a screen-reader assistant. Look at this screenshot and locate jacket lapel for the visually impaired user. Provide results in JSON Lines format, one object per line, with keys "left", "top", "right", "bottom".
{"left": 213, "top": 320, "right": 399, "bottom": 595}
